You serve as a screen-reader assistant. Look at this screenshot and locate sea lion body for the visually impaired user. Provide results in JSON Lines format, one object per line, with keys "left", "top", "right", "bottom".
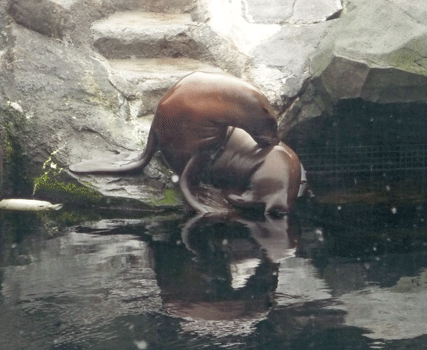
{"left": 217, "top": 128, "right": 302, "bottom": 215}
{"left": 69, "top": 72, "right": 295, "bottom": 215}
{"left": 180, "top": 127, "right": 303, "bottom": 216}
{"left": 69, "top": 72, "right": 278, "bottom": 176}
{"left": 152, "top": 72, "right": 279, "bottom": 174}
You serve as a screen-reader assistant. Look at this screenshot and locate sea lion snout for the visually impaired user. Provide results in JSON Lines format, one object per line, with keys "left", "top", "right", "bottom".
{"left": 254, "top": 134, "right": 280, "bottom": 147}
{"left": 264, "top": 191, "right": 293, "bottom": 218}
{"left": 266, "top": 205, "right": 289, "bottom": 218}
{"left": 250, "top": 116, "right": 279, "bottom": 147}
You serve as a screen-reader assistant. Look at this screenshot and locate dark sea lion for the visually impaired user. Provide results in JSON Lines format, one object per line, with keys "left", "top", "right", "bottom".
{"left": 180, "top": 127, "right": 304, "bottom": 216}
{"left": 69, "top": 72, "right": 279, "bottom": 180}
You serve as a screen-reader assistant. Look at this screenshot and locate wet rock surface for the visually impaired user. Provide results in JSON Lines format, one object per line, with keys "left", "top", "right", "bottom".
{"left": 1, "top": 0, "right": 427, "bottom": 206}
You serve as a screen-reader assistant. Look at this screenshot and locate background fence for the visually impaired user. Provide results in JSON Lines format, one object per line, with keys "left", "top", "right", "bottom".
{"left": 296, "top": 143, "right": 427, "bottom": 174}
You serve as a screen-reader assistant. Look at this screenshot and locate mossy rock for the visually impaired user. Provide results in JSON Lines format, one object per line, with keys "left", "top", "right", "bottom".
{"left": 147, "top": 187, "right": 183, "bottom": 208}
{"left": 33, "top": 170, "right": 103, "bottom": 206}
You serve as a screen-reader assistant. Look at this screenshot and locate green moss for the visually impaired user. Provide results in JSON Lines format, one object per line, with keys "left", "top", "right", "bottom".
{"left": 383, "top": 47, "right": 427, "bottom": 75}
{"left": 34, "top": 173, "right": 103, "bottom": 204}
{"left": 83, "top": 72, "right": 120, "bottom": 112}
{"left": 33, "top": 151, "right": 102, "bottom": 205}
{"left": 4, "top": 139, "right": 13, "bottom": 158}
{"left": 149, "top": 188, "right": 183, "bottom": 207}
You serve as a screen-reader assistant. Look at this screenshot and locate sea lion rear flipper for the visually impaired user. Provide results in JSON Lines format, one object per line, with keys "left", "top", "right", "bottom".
{"left": 69, "top": 129, "right": 158, "bottom": 174}
{"left": 69, "top": 151, "right": 143, "bottom": 173}
{"left": 179, "top": 154, "right": 234, "bottom": 214}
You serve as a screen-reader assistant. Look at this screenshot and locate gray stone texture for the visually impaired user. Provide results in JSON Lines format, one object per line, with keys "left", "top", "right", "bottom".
{"left": 311, "top": 0, "right": 427, "bottom": 104}
{"left": 244, "top": 0, "right": 342, "bottom": 24}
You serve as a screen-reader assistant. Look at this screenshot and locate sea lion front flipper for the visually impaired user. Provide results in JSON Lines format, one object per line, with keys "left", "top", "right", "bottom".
{"left": 69, "top": 129, "right": 158, "bottom": 174}
{"left": 69, "top": 151, "right": 144, "bottom": 173}
{"left": 179, "top": 154, "right": 234, "bottom": 214}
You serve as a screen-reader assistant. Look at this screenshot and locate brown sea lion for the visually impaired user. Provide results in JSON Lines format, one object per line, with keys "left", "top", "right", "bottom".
{"left": 180, "top": 127, "right": 304, "bottom": 216}
{"left": 69, "top": 72, "right": 279, "bottom": 180}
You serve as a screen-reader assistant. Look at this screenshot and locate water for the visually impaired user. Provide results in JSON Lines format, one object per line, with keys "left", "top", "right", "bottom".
{"left": 1, "top": 197, "right": 427, "bottom": 350}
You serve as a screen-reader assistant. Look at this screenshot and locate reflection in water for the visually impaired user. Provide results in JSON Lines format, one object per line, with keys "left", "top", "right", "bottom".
{"left": 1, "top": 203, "right": 427, "bottom": 349}
{"left": 155, "top": 214, "right": 292, "bottom": 338}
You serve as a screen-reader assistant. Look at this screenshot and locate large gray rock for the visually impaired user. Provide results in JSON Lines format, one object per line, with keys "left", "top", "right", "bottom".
{"left": 0, "top": 24, "right": 175, "bottom": 207}
{"left": 274, "top": 0, "right": 427, "bottom": 136}
{"left": 91, "top": 10, "right": 247, "bottom": 75}
{"left": 9, "top": 0, "right": 74, "bottom": 39}
{"left": 7, "top": 0, "right": 196, "bottom": 48}
{"left": 244, "top": 0, "right": 342, "bottom": 25}
{"left": 101, "top": 0, "right": 196, "bottom": 13}
{"left": 92, "top": 12, "right": 196, "bottom": 59}
{"left": 311, "top": 0, "right": 427, "bottom": 104}
{"left": 247, "top": 21, "right": 333, "bottom": 108}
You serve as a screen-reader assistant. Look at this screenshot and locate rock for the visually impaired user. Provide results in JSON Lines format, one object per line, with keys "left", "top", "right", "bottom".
{"left": 311, "top": 0, "right": 427, "bottom": 104}
{"left": 247, "top": 21, "right": 333, "bottom": 108}
{"left": 0, "top": 24, "right": 175, "bottom": 206}
{"left": 243, "top": 0, "right": 295, "bottom": 24}
{"left": 0, "top": 116, "right": 4, "bottom": 197}
{"left": 107, "top": 57, "right": 222, "bottom": 116}
{"left": 244, "top": 0, "right": 342, "bottom": 25}
{"left": 9, "top": 0, "right": 74, "bottom": 39}
{"left": 290, "top": 0, "right": 342, "bottom": 24}
{"left": 198, "top": 0, "right": 281, "bottom": 55}
{"left": 92, "top": 12, "right": 196, "bottom": 59}
{"left": 272, "top": 0, "right": 427, "bottom": 137}
{"left": 88, "top": 8, "right": 244, "bottom": 123}
{"left": 91, "top": 10, "right": 246, "bottom": 75}
{"left": 102, "top": 0, "right": 196, "bottom": 13}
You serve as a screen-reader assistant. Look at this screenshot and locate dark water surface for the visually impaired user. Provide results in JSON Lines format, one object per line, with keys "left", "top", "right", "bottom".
{"left": 2, "top": 196, "right": 427, "bottom": 350}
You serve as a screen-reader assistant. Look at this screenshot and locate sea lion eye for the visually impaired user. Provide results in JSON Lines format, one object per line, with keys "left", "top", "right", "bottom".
{"left": 268, "top": 117, "right": 278, "bottom": 132}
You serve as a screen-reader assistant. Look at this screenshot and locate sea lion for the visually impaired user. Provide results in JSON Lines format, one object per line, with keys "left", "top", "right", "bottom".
{"left": 180, "top": 127, "right": 304, "bottom": 216}
{"left": 69, "top": 72, "right": 279, "bottom": 182}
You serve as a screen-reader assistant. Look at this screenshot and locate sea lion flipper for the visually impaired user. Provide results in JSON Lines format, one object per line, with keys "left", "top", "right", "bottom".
{"left": 69, "top": 151, "right": 142, "bottom": 173}
{"left": 69, "top": 129, "right": 158, "bottom": 174}
{"left": 68, "top": 152, "right": 141, "bottom": 173}
{"left": 179, "top": 154, "right": 234, "bottom": 214}
{"left": 69, "top": 157, "right": 136, "bottom": 173}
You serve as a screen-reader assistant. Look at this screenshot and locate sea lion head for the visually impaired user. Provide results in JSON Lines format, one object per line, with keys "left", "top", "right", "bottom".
{"left": 260, "top": 145, "right": 302, "bottom": 216}
{"left": 247, "top": 105, "right": 279, "bottom": 147}
{"left": 231, "top": 86, "right": 280, "bottom": 147}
